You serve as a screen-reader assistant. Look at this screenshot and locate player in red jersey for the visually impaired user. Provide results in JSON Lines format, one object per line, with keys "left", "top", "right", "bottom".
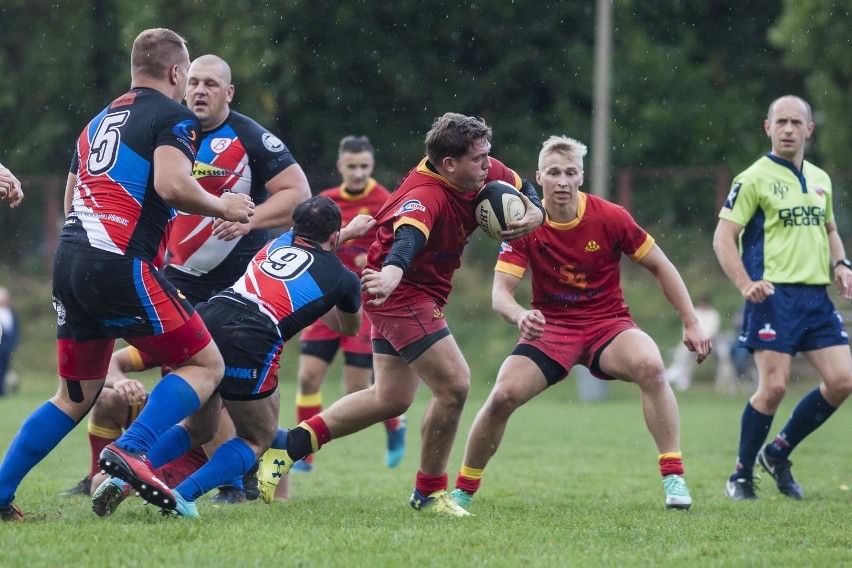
{"left": 257, "top": 113, "right": 545, "bottom": 516}
{"left": 0, "top": 29, "right": 254, "bottom": 522}
{"left": 450, "top": 135, "right": 712, "bottom": 510}
{"left": 295, "top": 135, "right": 405, "bottom": 472}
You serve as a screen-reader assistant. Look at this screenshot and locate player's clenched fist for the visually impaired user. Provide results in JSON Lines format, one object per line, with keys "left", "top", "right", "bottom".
{"left": 0, "top": 167, "right": 24, "bottom": 208}
{"left": 219, "top": 191, "right": 255, "bottom": 223}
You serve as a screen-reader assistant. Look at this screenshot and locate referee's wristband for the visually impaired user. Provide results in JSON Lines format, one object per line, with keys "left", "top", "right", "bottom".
{"left": 834, "top": 258, "right": 852, "bottom": 270}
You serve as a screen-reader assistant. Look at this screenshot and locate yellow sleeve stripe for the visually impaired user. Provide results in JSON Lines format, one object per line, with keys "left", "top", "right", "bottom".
{"left": 628, "top": 235, "right": 655, "bottom": 262}
{"left": 127, "top": 346, "right": 146, "bottom": 372}
{"left": 392, "top": 218, "right": 430, "bottom": 241}
{"left": 296, "top": 392, "right": 323, "bottom": 407}
{"left": 495, "top": 260, "right": 525, "bottom": 278}
{"left": 88, "top": 423, "right": 122, "bottom": 439}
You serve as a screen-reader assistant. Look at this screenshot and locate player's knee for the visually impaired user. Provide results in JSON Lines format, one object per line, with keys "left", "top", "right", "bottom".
{"left": 297, "top": 371, "right": 323, "bottom": 394}
{"left": 486, "top": 387, "right": 525, "bottom": 416}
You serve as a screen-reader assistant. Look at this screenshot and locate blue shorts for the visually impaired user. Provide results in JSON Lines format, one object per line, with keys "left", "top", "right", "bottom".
{"left": 739, "top": 284, "right": 849, "bottom": 355}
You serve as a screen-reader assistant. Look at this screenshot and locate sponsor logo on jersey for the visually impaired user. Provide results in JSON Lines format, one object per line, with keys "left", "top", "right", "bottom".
{"left": 174, "top": 119, "right": 198, "bottom": 143}
{"left": 584, "top": 240, "right": 601, "bottom": 252}
{"left": 393, "top": 199, "right": 427, "bottom": 216}
{"left": 500, "top": 242, "right": 513, "bottom": 253}
{"left": 209, "top": 137, "right": 233, "bottom": 154}
{"left": 193, "top": 162, "right": 231, "bottom": 179}
{"left": 771, "top": 181, "right": 789, "bottom": 199}
{"left": 225, "top": 366, "right": 258, "bottom": 380}
{"left": 757, "top": 323, "right": 777, "bottom": 341}
{"left": 262, "top": 132, "right": 285, "bottom": 152}
{"left": 111, "top": 92, "right": 138, "bottom": 108}
{"left": 723, "top": 182, "right": 742, "bottom": 210}
{"left": 778, "top": 205, "right": 825, "bottom": 227}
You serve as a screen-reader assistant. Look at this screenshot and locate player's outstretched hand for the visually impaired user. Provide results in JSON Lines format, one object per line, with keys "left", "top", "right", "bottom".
{"left": 219, "top": 191, "right": 255, "bottom": 223}
{"left": 502, "top": 193, "right": 543, "bottom": 242}
{"left": 361, "top": 265, "right": 403, "bottom": 307}
{"left": 0, "top": 167, "right": 24, "bottom": 208}
{"left": 340, "top": 214, "right": 376, "bottom": 242}
{"left": 683, "top": 323, "right": 712, "bottom": 364}
{"left": 517, "top": 309, "right": 545, "bottom": 341}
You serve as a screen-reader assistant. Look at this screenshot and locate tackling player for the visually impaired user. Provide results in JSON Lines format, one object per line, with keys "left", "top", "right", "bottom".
{"left": 450, "top": 135, "right": 711, "bottom": 510}
{"left": 295, "top": 135, "right": 405, "bottom": 472}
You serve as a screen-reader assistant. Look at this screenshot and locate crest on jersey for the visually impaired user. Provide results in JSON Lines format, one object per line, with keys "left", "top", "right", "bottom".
{"left": 262, "top": 133, "right": 285, "bottom": 152}
{"left": 393, "top": 199, "right": 427, "bottom": 217}
{"left": 209, "top": 137, "right": 233, "bottom": 154}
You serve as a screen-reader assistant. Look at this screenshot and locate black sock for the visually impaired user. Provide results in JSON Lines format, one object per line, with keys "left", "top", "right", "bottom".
{"left": 286, "top": 427, "right": 314, "bottom": 461}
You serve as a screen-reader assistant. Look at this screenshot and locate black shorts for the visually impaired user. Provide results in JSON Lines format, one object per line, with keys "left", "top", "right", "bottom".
{"left": 197, "top": 297, "right": 283, "bottom": 401}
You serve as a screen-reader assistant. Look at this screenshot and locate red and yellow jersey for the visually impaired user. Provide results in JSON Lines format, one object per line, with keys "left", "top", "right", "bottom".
{"left": 319, "top": 179, "right": 391, "bottom": 273}
{"left": 496, "top": 192, "right": 654, "bottom": 321}
{"left": 365, "top": 157, "right": 520, "bottom": 310}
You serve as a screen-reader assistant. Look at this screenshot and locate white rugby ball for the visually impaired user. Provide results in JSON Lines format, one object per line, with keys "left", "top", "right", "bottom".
{"left": 474, "top": 180, "right": 526, "bottom": 240}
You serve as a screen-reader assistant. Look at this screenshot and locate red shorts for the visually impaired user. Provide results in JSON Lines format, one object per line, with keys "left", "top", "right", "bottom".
{"left": 519, "top": 316, "right": 638, "bottom": 381}
{"left": 300, "top": 313, "right": 373, "bottom": 355}
{"left": 368, "top": 299, "right": 449, "bottom": 352}
{"left": 155, "top": 447, "right": 209, "bottom": 488}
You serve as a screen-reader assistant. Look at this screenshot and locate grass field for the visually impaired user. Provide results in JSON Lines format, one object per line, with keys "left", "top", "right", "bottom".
{"left": 2, "top": 367, "right": 851, "bottom": 567}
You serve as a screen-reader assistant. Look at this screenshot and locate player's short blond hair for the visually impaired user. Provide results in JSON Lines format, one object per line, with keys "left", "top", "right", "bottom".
{"left": 538, "top": 135, "right": 587, "bottom": 171}
{"left": 131, "top": 28, "right": 188, "bottom": 80}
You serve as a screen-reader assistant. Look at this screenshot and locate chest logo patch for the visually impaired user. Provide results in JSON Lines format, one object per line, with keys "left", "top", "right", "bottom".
{"left": 262, "top": 133, "right": 285, "bottom": 152}
{"left": 209, "top": 137, "right": 233, "bottom": 154}
{"left": 585, "top": 240, "right": 601, "bottom": 252}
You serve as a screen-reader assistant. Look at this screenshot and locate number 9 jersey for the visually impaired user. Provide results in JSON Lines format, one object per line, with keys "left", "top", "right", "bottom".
{"left": 64, "top": 88, "right": 201, "bottom": 262}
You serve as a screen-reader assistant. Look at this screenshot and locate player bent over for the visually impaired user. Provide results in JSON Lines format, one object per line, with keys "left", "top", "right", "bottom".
{"left": 296, "top": 135, "right": 404, "bottom": 473}
{"left": 450, "top": 136, "right": 711, "bottom": 510}
{"left": 61, "top": 346, "right": 289, "bottom": 511}
{"left": 95, "top": 197, "right": 370, "bottom": 517}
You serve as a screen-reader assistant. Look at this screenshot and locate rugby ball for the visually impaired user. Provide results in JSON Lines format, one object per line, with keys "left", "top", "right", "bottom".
{"left": 474, "top": 180, "right": 526, "bottom": 240}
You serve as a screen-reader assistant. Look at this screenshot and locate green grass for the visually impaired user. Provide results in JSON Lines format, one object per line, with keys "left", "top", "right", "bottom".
{"left": 2, "top": 370, "right": 851, "bottom": 567}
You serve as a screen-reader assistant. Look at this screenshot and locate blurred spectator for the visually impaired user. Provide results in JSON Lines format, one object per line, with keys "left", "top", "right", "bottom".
{"left": 0, "top": 287, "right": 19, "bottom": 396}
{"left": 714, "top": 306, "right": 757, "bottom": 395}
{"left": 665, "top": 295, "right": 721, "bottom": 390}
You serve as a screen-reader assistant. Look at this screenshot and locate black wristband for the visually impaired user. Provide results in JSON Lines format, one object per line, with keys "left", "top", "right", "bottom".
{"left": 835, "top": 258, "right": 852, "bottom": 269}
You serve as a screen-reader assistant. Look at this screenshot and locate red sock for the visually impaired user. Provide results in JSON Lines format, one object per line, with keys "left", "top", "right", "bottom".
{"left": 303, "top": 415, "right": 332, "bottom": 450}
{"left": 659, "top": 453, "right": 685, "bottom": 477}
{"left": 454, "top": 474, "right": 482, "bottom": 494}
{"left": 296, "top": 400, "right": 322, "bottom": 464}
{"left": 88, "top": 431, "right": 119, "bottom": 479}
{"left": 415, "top": 471, "right": 448, "bottom": 496}
{"left": 383, "top": 416, "right": 400, "bottom": 431}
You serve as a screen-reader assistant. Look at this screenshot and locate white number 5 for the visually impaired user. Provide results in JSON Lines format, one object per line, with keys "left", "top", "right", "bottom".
{"left": 87, "top": 111, "right": 129, "bottom": 175}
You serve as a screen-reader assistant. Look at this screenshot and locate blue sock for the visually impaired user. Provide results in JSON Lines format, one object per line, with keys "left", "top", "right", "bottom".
{"left": 146, "top": 425, "right": 191, "bottom": 469}
{"left": 271, "top": 428, "right": 289, "bottom": 450}
{"left": 732, "top": 402, "right": 773, "bottom": 481}
{"left": 0, "top": 402, "right": 76, "bottom": 505}
{"left": 116, "top": 373, "right": 200, "bottom": 454}
{"left": 767, "top": 388, "right": 837, "bottom": 460}
{"left": 176, "top": 438, "right": 255, "bottom": 502}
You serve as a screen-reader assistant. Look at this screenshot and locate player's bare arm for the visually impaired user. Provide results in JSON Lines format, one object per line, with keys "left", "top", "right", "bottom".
{"left": 0, "top": 166, "right": 24, "bottom": 208}
{"left": 492, "top": 270, "right": 545, "bottom": 340}
{"left": 212, "top": 163, "right": 310, "bottom": 241}
{"left": 826, "top": 220, "right": 852, "bottom": 300}
{"left": 713, "top": 218, "right": 775, "bottom": 302}
{"left": 153, "top": 145, "right": 255, "bottom": 222}
{"left": 319, "top": 306, "right": 363, "bottom": 337}
{"left": 103, "top": 348, "right": 149, "bottom": 405}
{"left": 637, "top": 245, "right": 712, "bottom": 363}
{"left": 361, "top": 265, "right": 403, "bottom": 307}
